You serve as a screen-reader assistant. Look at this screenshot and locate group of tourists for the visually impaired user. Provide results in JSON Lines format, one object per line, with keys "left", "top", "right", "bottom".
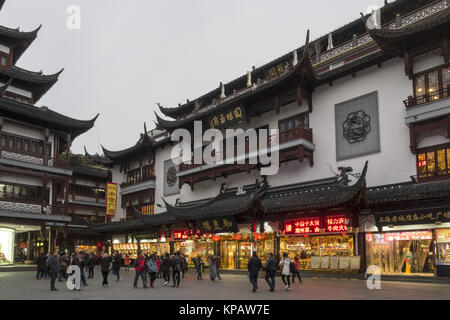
{"left": 247, "top": 252, "right": 303, "bottom": 292}
{"left": 38, "top": 249, "right": 302, "bottom": 293}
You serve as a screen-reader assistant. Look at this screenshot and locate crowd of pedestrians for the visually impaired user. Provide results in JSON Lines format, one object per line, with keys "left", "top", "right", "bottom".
{"left": 36, "top": 249, "right": 303, "bottom": 293}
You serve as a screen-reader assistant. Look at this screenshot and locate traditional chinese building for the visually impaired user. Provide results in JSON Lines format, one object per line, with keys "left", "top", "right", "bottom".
{"left": 90, "top": 0, "right": 450, "bottom": 276}
{"left": 0, "top": 1, "right": 99, "bottom": 264}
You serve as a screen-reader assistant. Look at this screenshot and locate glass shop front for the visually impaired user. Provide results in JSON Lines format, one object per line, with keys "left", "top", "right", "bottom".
{"left": 219, "top": 233, "right": 275, "bottom": 270}
{"left": 365, "top": 230, "right": 435, "bottom": 275}
{"left": 0, "top": 228, "right": 14, "bottom": 265}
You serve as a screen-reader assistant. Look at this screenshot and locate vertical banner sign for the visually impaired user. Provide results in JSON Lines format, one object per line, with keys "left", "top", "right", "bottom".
{"left": 106, "top": 183, "right": 118, "bottom": 217}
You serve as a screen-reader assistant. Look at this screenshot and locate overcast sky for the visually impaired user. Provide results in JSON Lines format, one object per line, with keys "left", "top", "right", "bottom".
{"left": 1, "top": 0, "right": 386, "bottom": 154}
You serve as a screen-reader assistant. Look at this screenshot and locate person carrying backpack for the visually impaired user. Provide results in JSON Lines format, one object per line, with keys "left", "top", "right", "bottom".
{"left": 147, "top": 254, "right": 158, "bottom": 288}
{"left": 279, "top": 253, "right": 292, "bottom": 291}
{"left": 133, "top": 251, "right": 147, "bottom": 289}
{"left": 265, "top": 253, "right": 278, "bottom": 292}
{"left": 171, "top": 251, "right": 182, "bottom": 287}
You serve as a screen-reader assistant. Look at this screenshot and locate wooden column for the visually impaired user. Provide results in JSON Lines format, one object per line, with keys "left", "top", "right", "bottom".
{"left": 409, "top": 124, "right": 416, "bottom": 154}
{"left": 274, "top": 95, "right": 280, "bottom": 114}
{"left": 296, "top": 86, "right": 303, "bottom": 106}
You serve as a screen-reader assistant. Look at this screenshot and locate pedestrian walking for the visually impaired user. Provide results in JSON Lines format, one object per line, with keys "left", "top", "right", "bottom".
{"left": 292, "top": 255, "right": 303, "bottom": 283}
{"left": 58, "top": 252, "right": 68, "bottom": 282}
{"left": 48, "top": 251, "right": 60, "bottom": 291}
{"left": 87, "top": 253, "right": 95, "bottom": 279}
{"left": 133, "top": 251, "right": 148, "bottom": 289}
{"left": 214, "top": 256, "right": 222, "bottom": 280}
{"left": 209, "top": 255, "right": 217, "bottom": 281}
{"left": 124, "top": 254, "right": 130, "bottom": 272}
{"left": 36, "top": 252, "right": 46, "bottom": 279}
{"left": 146, "top": 254, "right": 158, "bottom": 288}
{"left": 171, "top": 251, "right": 182, "bottom": 287}
{"left": 161, "top": 253, "right": 171, "bottom": 285}
{"left": 156, "top": 256, "right": 161, "bottom": 278}
{"left": 265, "top": 253, "right": 278, "bottom": 292}
{"left": 279, "top": 253, "right": 292, "bottom": 291}
{"left": 194, "top": 255, "right": 204, "bottom": 280}
{"left": 181, "top": 254, "right": 188, "bottom": 279}
{"left": 99, "top": 253, "right": 112, "bottom": 287}
{"left": 112, "top": 251, "right": 121, "bottom": 281}
{"left": 248, "top": 251, "right": 262, "bottom": 292}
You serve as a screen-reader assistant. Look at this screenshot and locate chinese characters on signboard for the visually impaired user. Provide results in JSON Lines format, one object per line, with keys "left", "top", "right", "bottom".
{"left": 198, "top": 216, "right": 238, "bottom": 234}
{"left": 265, "top": 60, "right": 292, "bottom": 78}
{"left": 284, "top": 215, "right": 350, "bottom": 235}
{"left": 106, "top": 183, "right": 118, "bottom": 217}
{"left": 208, "top": 106, "right": 246, "bottom": 129}
{"left": 325, "top": 215, "right": 349, "bottom": 233}
{"left": 284, "top": 217, "right": 321, "bottom": 235}
{"left": 375, "top": 209, "right": 450, "bottom": 226}
{"left": 173, "top": 230, "right": 189, "bottom": 240}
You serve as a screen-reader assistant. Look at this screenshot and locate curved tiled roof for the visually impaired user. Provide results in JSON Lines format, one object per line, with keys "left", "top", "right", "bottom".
{"left": 0, "top": 25, "right": 41, "bottom": 64}
{"left": 0, "top": 95, "right": 98, "bottom": 138}
{"left": 262, "top": 161, "right": 368, "bottom": 213}
{"left": 0, "top": 66, "right": 63, "bottom": 102}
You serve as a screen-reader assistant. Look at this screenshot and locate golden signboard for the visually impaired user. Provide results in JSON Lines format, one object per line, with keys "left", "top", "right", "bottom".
{"left": 106, "top": 182, "right": 118, "bottom": 217}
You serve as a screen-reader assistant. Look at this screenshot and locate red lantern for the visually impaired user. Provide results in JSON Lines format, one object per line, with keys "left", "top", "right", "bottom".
{"left": 231, "top": 233, "right": 241, "bottom": 240}
{"left": 212, "top": 235, "right": 221, "bottom": 242}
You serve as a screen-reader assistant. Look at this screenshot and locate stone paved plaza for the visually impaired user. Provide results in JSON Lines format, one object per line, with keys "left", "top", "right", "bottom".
{"left": 0, "top": 269, "right": 449, "bottom": 300}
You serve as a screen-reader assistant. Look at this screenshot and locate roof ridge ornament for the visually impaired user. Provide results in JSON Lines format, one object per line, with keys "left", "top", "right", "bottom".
{"left": 293, "top": 49, "right": 299, "bottom": 66}
{"left": 247, "top": 70, "right": 252, "bottom": 87}
{"left": 327, "top": 32, "right": 334, "bottom": 51}
{"left": 220, "top": 82, "right": 226, "bottom": 99}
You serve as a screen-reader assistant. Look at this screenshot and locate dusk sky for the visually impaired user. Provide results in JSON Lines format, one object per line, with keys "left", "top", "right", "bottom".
{"left": 0, "top": 0, "right": 386, "bottom": 154}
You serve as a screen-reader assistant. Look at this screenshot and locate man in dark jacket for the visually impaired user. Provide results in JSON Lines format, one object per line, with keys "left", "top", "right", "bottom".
{"left": 111, "top": 251, "right": 121, "bottom": 281}
{"left": 265, "top": 253, "right": 278, "bottom": 292}
{"left": 58, "top": 252, "right": 68, "bottom": 282}
{"left": 87, "top": 253, "right": 95, "bottom": 279}
{"left": 36, "top": 253, "right": 47, "bottom": 279}
{"left": 247, "top": 251, "right": 262, "bottom": 293}
{"left": 161, "top": 253, "right": 171, "bottom": 286}
{"left": 48, "top": 251, "right": 60, "bottom": 291}
{"left": 99, "top": 253, "right": 112, "bottom": 287}
{"left": 171, "top": 251, "right": 182, "bottom": 287}
{"left": 133, "top": 251, "right": 147, "bottom": 289}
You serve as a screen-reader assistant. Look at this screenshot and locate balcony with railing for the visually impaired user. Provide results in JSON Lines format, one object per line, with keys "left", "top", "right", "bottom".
{"left": 404, "top": 87, "right": 450, "bottom": 108}
{"left": 178, "top": 126, "right": 314, "bottom": 188}
{"left": 0, "top": 131, "right": 70, "bottom": 171}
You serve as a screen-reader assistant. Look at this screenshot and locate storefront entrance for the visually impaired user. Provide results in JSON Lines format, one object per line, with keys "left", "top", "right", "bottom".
{"left": 365, "top": 231, "right": 434, "bottom": 275}
{"left": 280, "top": 234, "right": 354, "bottom": 270}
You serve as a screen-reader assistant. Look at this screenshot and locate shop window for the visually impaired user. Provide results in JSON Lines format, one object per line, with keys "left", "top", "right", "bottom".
{"left": 278, "top": 113, "right": 309, "bottom": 144}
{"left": 417, "top": 143, "right": 450, "bottom": 180}
{"left": 366, "top": 231, "right": 434, "bottom": 274}
{"left": 413, "top": 64, "right": 450, "bottom": 104}
{"left": 142, "top": 164, "right": 155, "bottom": 179}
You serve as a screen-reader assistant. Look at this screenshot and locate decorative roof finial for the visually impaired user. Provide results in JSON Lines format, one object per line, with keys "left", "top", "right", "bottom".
{"left": 293, "top": 49, "right": 298, "bottom": 66}
{"left": 220, "top": 82, "right": 226, "bottom": 99}
{"left": 327, "top": 32, "right": 334, "bottom": 51}
{"left": 247, "top": 70, "right": 252, "bottom": 87}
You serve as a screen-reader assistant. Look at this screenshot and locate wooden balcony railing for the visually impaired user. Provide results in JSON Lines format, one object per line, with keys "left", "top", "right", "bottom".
{"left": 120, "top": 175, "right": 156, "bottom": 188}
{"left": 403, "top": 87, "right": 450, "bottom": 108}
{"left": 180, "top": 126, "right": 313, "bottom": 172}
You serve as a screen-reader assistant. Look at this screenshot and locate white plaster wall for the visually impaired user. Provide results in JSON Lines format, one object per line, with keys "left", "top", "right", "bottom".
{"left": 3, "top": 120, "right": 46, "bottom": 140}
{"left": 413, "top": 49, "right": 445, "bottom": 74}
{"left": 153, "top": 57, "right": 417, "bottom": 205}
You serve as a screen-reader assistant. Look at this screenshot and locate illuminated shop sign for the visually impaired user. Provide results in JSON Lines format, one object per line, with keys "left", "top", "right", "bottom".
{"left": 366, "top": 231, "right": 433, "bottom": 243}
{"left": 325, "top": 215, "right": 349, "bottom": 233}
{"left": 375, "top": 208, "right": 450, "bottom": 226}
{"left": 284, "top": 218, "right": 321, "bottom": 235}
{"left": 173, "top": 230, "right": 189, "bottom": 240}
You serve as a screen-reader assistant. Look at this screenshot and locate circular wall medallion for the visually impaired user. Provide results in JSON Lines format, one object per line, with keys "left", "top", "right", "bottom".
{"left": 343, "top": 110, "right": 371, "bottom": 144}
{"left": 166, "top": 166, "right": 177, "bottom": 187}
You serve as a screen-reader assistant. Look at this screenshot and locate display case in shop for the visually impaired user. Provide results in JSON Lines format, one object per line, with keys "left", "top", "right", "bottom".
{"left": 365, "top": 231, "right": 435, "bottom": 275}
{"left": 436, "top": 229, "right": 450, "bottom": 277}
{"left": 280, "top": 235, "right": 354, "bottom": 270}
{"left": 140, "top": 242, "right": 170, "bottom": 257}
{"left": 112, "top": 243, "right": 138, "bottom": 259}
{"left": 173, "top": 240, "right": 214, "bottom": 267}
{"left": 75, "top": 245, "right": 98, "bottom": 253}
